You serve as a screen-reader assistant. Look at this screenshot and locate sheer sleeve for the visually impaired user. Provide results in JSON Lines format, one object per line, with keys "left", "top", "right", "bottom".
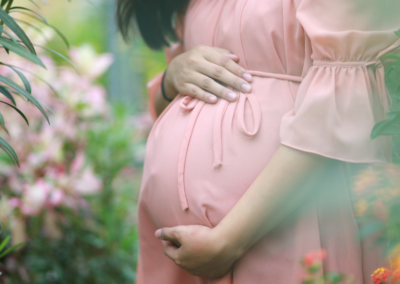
{"left": 280, "top": 0, "right": 400, "bottom": 163}
{"left": 147, "top": 15, "right": 185, "bottom": 120}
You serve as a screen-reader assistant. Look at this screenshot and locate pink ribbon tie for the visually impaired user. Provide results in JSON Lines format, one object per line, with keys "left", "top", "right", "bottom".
{"left": 177, "top": 70, "right": 304, "bottom": 211}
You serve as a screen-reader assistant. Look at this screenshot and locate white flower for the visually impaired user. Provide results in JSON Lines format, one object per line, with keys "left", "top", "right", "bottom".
{"left": 21, "top": 180, "right": 50, "bottom": 216}
{"left": 73, "top": 168, "right": 102, "bottom": 196}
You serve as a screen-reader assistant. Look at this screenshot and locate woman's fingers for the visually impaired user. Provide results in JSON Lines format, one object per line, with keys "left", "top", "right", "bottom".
{"left": 161, "top": 240, "right": 180, "bottom": 261}
{"left": 187, "top": 73, "right": 237, "bottom": 102}
{"left": 197, "top": 61, "right": 252, "bottom": 94}
{"left": 156, "top": 227, "right": 180, "bottom": 241}
{"left": 180, "top": 82, "right": 218, "bottom": 103}
{"left": 166, "top": 45, "right": 253, "bottom": 104}
{"left": 225, "top": 53, "right": 240, "bottom": 62}
{"left": 204, "top": 50, "right": 253, "bottom": 84}
{"left": 210, "top": 47, "right": 240, "bottom": 62}
{"left": 157, "top": 228, "right": 184, "bottom": 262}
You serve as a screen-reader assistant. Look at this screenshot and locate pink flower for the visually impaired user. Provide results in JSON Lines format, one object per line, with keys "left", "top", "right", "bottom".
{"left": 70, "top": 151, "right": 85, "bottom": 175}
{"left": 69, "top": 44, "right": 113, "bottom": 79}
{"left": 8, "top": 198, "right": 21, "bottom": 208}
{"left": 73, "top": 168, "right": 102, "bottom": 195}
{"left": 48, "top": 189, "right": 65, "bottom": 207}
{"left": 21, "top": 180, "right": 50, "bottom": 216}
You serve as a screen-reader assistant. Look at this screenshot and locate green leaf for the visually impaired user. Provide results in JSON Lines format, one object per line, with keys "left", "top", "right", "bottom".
{"left": 0, "top": 100, "right": 29, "bottom": 125}
{"left": 14, "top": 18, "right": 49, "bottom": 43}
{"left": 28, "top": 0, "right": 40, "bottom": 8}
{"left": 0, "top": 7, "right": 36, "bottom": 54}
{"left": 380, "top": 54, "right": 400, "bottom": 61}
{"left": 0, "top": 235, "right": 10, "bottom": 252}
{"left": 0, "top": 63, "right": 58, "bottom": 96}
{"left": 0, "top": 24, "right": 3, "bottom": 36}
{"left": 385, "top": 61, "right": 400, "bottom": 100}
{"left": 0, "top": 85, "right": 15, "bottom": 105}
{"left": 35, "top": 44, "right": 77, "bottom": 72}
{"left": 0, "top": 242, "right": 23, "bottom": 258}
{"left": 9, "top": 7, "right": 49, "bottom": 24}
{"left": 12, "top": 10, "right": 69, "bottom": 48}
{"left": 0, "top": 75, "right": 48, "bottom": 123}
{"left": 48, "top": 23, "right": 69, "bottom": 49}
{"left": 2, "top": 29, "right": 19, "bottom": 45}
{"left": 34, "top": 98, "right": 53, "bottom": 115}
{"left": 0, "top": 137, "right": 18, "bottom": 166}
{"left": 325, "top": 272, "right": 345, "bottom": 284}
{"left": 395, "top": 29, "right": 400, "bottom": 38}
{"left": 9, "top": 65, "right": 31, "bottom": 93}
{"left": 0, "top": 112, "right": 9, "bottom": 135}
{"left": 371, "top": 112, "right": 400, "bottom": 139}
{"left": 0, "top": 37, "right": 45, "bottom": 67}
{"left": 0, "top": 0, "right": 8, "bottom": 8}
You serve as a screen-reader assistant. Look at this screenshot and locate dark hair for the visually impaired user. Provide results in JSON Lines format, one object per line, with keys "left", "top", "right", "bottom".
{"left": 116, "top": 0, "right": 190, "bottom": 50}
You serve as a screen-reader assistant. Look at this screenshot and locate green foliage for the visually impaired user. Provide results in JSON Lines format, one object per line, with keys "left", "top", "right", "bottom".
{"left": 372, "top": 29, "right": 400, "bottom": 163}
{"left": 2, "top": 105, "right": 141, "bottom": 283}
{"left": 0, "top": 235, "right": 22, "bottom": 259}
{"left": 0, "top": 213, "right": 22, "bottom": 263}
{"left": 8, "top": 208, "right": 137, "bottom": 284}
{"left": 0, "top": 0, "right": 71, "bottom": 166}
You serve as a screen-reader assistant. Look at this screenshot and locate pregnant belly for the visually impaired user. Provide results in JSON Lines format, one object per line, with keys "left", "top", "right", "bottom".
{"left": 139, "top": 77, "right": 297, "bottom": 229}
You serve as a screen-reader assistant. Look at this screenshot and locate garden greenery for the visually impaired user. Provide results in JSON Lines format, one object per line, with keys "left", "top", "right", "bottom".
{"left": 0, "top": 0, "right": 73, "bottom": 262}
{"left": 0, "top": 0, "right": 72, "bottom": 166}
{"left": 372, "top": 29, "right": 400, "bottom": 164}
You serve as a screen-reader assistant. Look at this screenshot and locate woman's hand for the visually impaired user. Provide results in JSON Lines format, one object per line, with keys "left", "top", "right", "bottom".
{"left": 163, "top": 45, "right": 253, "bottom": 103}
{"left": 155, "top": 225, "right": 242, "bottom": 278}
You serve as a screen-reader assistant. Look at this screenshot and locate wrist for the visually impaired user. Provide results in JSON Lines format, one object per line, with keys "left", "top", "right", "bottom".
{"left": 211, "top": 223, "right": 248, "bottom": 262}
{"left": 162, "top": 68, "right": 178, "bottom": 101}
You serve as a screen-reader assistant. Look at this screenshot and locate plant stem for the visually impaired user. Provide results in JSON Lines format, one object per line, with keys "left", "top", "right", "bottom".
{"left": 5, "top": 0, "right": 13, "bottom": 13}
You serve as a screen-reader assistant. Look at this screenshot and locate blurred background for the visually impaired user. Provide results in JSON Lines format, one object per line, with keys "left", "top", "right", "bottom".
{"left": 0, "top": 1, "right": 399, "bottom": 284}
{"left": 0, "top": 0, "right": 166, "bottom": 283}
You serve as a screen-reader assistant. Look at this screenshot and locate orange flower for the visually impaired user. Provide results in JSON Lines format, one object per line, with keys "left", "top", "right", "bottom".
{"left": 392, "top": 268, "right": 400, "bottom": 283}
{"left": 303, "top": 249, "right": 326, "bottom": 267}
{"left": 390, "top": 245, "right": 400, "bottom": 271}
{"left": 371, "top": 268, "right": 391, "bottom": 284}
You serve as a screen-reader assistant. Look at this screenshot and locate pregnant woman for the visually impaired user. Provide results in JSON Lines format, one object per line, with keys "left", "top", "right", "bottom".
{"left": 117, "top": 0, "right": 400, "bottom": 283}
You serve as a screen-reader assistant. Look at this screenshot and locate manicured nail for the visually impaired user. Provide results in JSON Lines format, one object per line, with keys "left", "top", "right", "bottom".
{"left": 241, "top": 84, "right": 251, "bottom": 92}
{"left": 227, "top": 92, "right": 237, "bottom": 101}
{"left": 243, "top": 73, "right": 252, "bottom": 82}
{"left": 209, "top": 95, "right": 217, "bottom": 103}
{"left": 155, "top": 229, "right": 161, "bottom": 239}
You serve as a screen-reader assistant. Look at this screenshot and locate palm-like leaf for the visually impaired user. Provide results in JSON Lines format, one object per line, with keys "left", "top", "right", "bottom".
{"left": 9, "top": 7, "right": 69, "bottom": 48}
{"left": 0, "top": 136, "right": 19, "bottom": 165}
{"left": 0, "top": 7, "right": 36, "bottom": 54}
{"left": 0, "top": 100, "right": 29, "bottom": 125}
{"left": 0, "top": 37, "right": 45, "bottom": 67}
{"left": 0, "top": 85, "right": 15, "bottom": 104}
{"left": 0, "top": 75, "right": 48, "bottom": 123}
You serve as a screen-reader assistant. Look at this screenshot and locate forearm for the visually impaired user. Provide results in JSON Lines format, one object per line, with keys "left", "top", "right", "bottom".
{"left": 214, "top": 145, "right": 333, "bottom": 258}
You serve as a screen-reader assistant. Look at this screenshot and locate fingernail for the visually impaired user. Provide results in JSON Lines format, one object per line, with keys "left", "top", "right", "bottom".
{"left": 155, "top": 229, "right": 161, "bottom": 239}
{"left": 243, "top": 73, "right": 252, "bottom": 81}
{"left": 227, "top": 92, "right": 237, "bottom": 101}
{"left": 209, "top": 95, "right": 217, "bottom": 103}
{"left": 241, "top": 84, "right": 251, "bottom": 92}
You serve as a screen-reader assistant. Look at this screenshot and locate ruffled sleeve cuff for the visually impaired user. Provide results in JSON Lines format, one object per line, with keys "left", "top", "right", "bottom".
{"left": 147, "top": 72, "right": 164, "bottom": 121}
{"left": 280, "top": 63, "right": 392, "bottom": 164}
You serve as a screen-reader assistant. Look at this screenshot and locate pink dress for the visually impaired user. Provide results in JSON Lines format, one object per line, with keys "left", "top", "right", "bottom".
{"left": 138, "top": 0, "right": 400, "bottom": 283}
